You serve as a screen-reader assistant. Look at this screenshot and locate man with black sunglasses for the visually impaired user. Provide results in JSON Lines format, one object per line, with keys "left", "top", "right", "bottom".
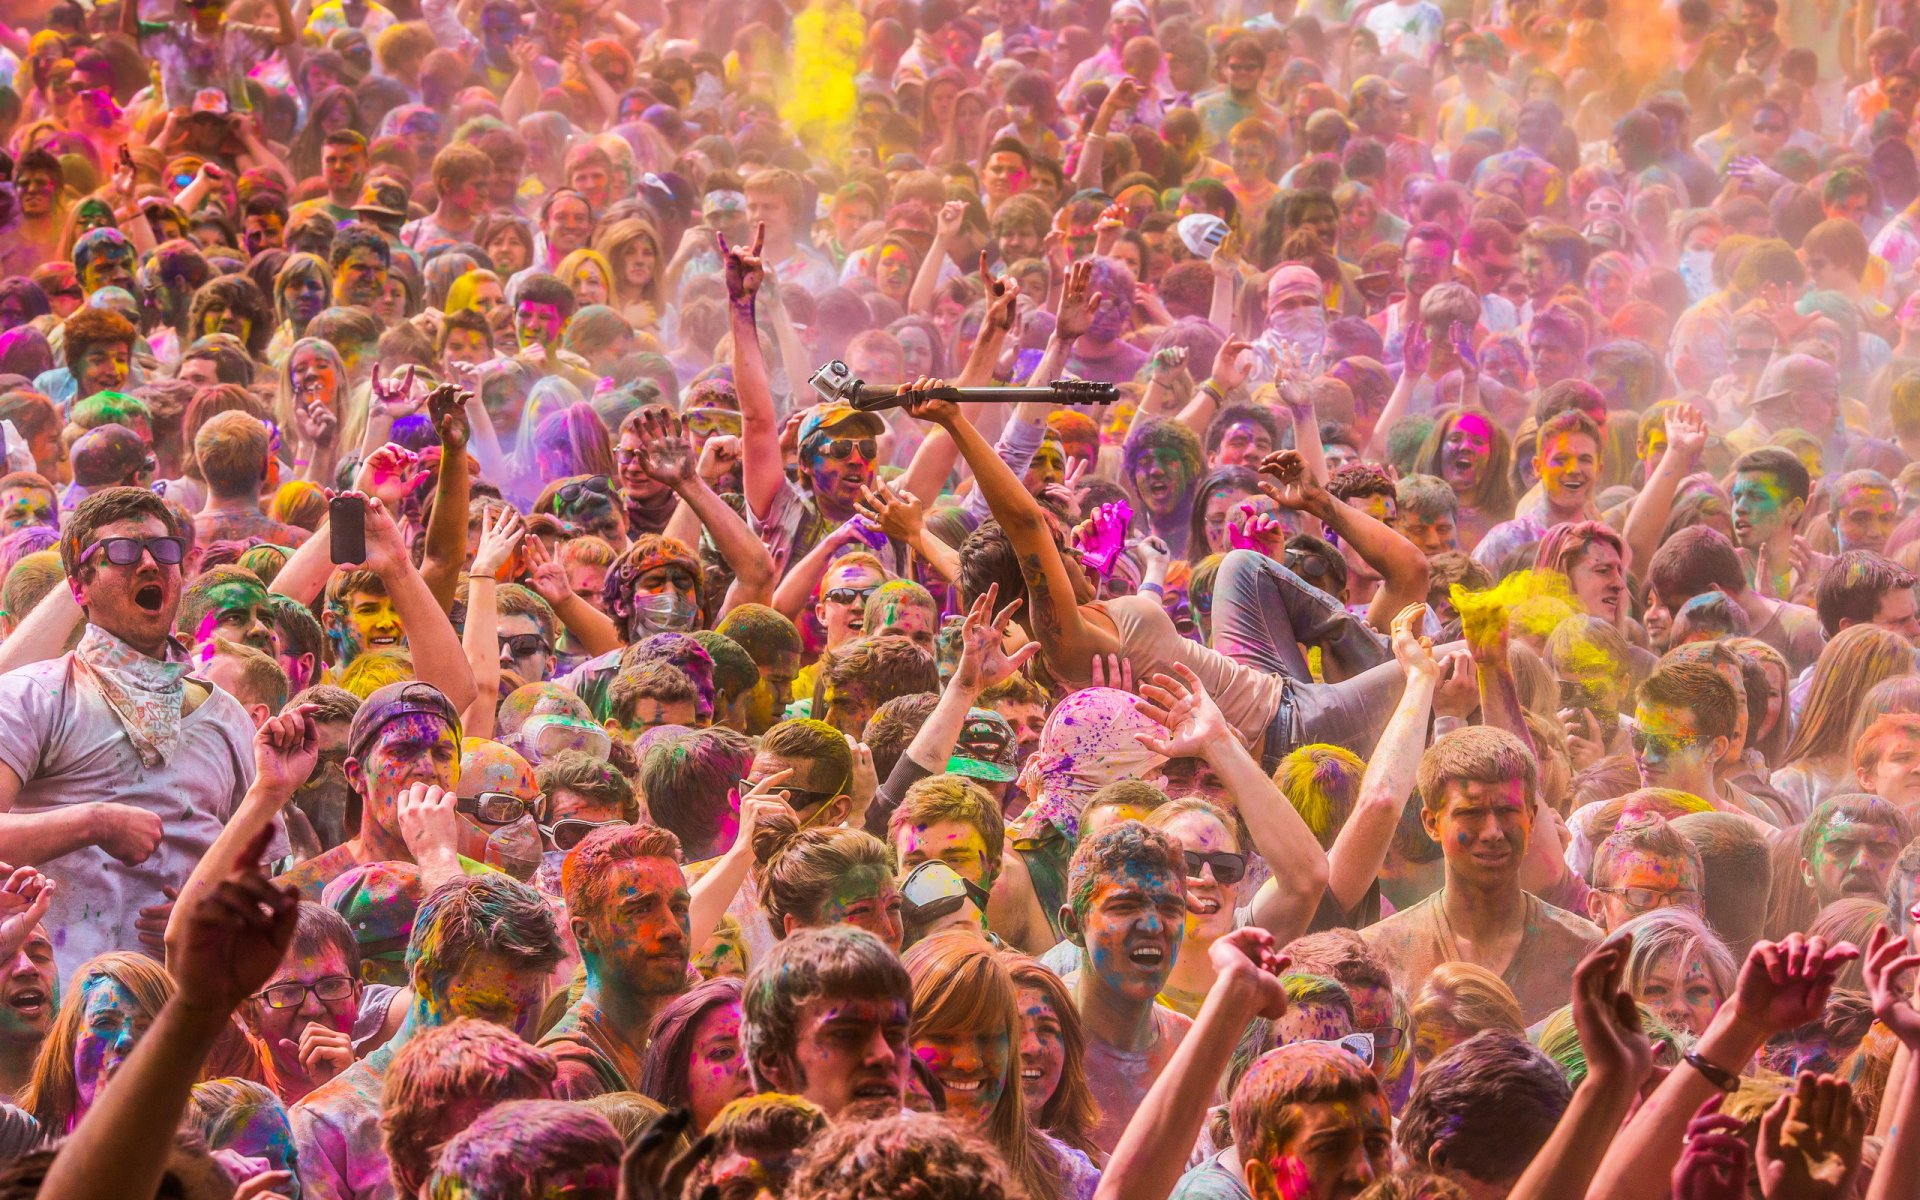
{"left": 0, "top": 487, "right": 270, "bottom": 969}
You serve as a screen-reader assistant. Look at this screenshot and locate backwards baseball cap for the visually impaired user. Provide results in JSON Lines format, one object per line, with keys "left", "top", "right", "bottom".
{"left": 797, "top": 402, "right": 885, "bottom": 450}
{"left": 348, "top": 681, "right": 462, "bottom": 763}
{"left": 946, "top": 708, "right": 1018, "bottom": 783}
{"left": 321, "top": 860, "right": 423, "bottom": 974}
{"left": 1753, "top": 352, "right": 1838, "bottom": 407}
{"left": 352, "top": 179, "right": 409, "bottom": 220}
{"left": 1350, "top": 74, "right": 1408, "bottom": 105}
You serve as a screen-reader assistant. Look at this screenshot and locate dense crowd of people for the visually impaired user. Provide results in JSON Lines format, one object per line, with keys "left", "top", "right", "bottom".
{"left": 8, "top": 0, "right": 1920, "bottom": 1195}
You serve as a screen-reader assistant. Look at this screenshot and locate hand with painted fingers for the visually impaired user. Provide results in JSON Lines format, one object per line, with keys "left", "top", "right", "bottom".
{"left": 1055, "top": 260, "right": 1105, "bottom": 342}
{"left": 1134, "top": 663, "right": 1233, "bottom": 760}
{"left": 719, "top": 222, "right": 767, "bottom": 301}
{"left": 855, "top": 477, "right": 926, "bottom": 543}
{"left": 1755, "top": 1073, "right": 1865, "bottom": 1200}
{"left": 470, "top": 505, "right": 526, "bottom": 582}
{"left": 174, "top": 826, "right": 300, "bottom": 1016}
{"left": 1210, "top": 337, "right": 1255, "bottom": 393}
{"left": 369, "top": 365, "right": 422, "bottom": 422}
{"left": 1227, "top": 503, "right": 1286, "bottom": 556}
{"left": 1089, "top": 652, "right": 1134, "bottom": 694}
{"left": 1208, "top": 927, "right": 1292, "bottom": 1019}
{"left": 1572, "top": 934, "right": 1655, "bottom": 1089}
{"left": 955, "top": 583, "right": 1040, "bottom": 694}
{"left": 1734, "top": 934, "right": 1861, "bottom": 1033}
{"left": 91, "top": 802, "right": 166, "bottom": 866}
{"left": 1147, "top": 345, "right": 1188, "bottom": 388}
{"left": 1865, "top": 924, "right": 1920, "bottom": 1049}
{"left": 0, "top": 864, "right": 53, "bottom": 962}
{"left": 1671, "top": 1100, "right": 1751, "bottom": 1200}
{"left": 289, "top": 1020, "right": 355, "bottom": 1088}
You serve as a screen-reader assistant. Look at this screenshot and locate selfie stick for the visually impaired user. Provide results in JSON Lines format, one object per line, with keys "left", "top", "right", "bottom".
{"left": 808, "top": 360, "right": 1119, "bottom": 413}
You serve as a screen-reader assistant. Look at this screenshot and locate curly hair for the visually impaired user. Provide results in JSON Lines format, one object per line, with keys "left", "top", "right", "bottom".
{"left": 787, "top": 1113, "right": 1025, "bottom": 1200}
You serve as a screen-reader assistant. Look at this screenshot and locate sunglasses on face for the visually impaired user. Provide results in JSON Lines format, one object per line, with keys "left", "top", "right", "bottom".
{"left": 1304, "top": 1031, "right": 1375, "bottom": 1066}
{"left": 556, "top": 475, "right": 615, "bottom": 506}
{"left": 1283, "top": 548, "right": 1331, "bottom": 580}
{"left": 1594, "top": 885, "right": 1699, "bottom": 910}
{"left": 1367, "top": 1024, "right": 1405, "bottom": 1053}
{"left": 254, "top": 975, "right": 355, "bottom": 1009}
{"left": 814, "top": 437, "right": 877, "bottom": 461}
{"left": 499, "top": 633, "right": 552, "bottom": 659}
{"left": 1184, "top": 849, "right": 1248, "bottom": 884}
{"left": 458, "top": 790, "right": 533, "bottom": 826}
{"left": 1630, "top": 729, "right": 1701, "bottom": 756}
{"left": 543, "top": 816, "right": 629, "bottom": 850}
{"left": 824, "top": 585, "right": 879, "bottom": 606}
{"left": 81, "top": 535, "right": 186, "bottom": 567}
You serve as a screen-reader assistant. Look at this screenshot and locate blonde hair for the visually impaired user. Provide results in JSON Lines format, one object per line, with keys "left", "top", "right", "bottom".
{"left": 751, "top": 811, "right": 896, "bottom": 935}
{"left": 905, "top": 935, "right": 1061, "bottom": 1200}
{"left": 22, "top": 952, "right": 176, "bottom": 1134}
{"left": 555, "top": 248, "right": 617, "bottom": 308}
{"left": 1620, "top": 906, "right": 1737, "bottom": 1012}
{"left": 1783, "top": 625, "right": 1915, "bottom": 766}
{"left": 592, "top": 218, "right": 667, "bottom": 314}
{"left": 1411, "top": 962, "right": 1525, "bottom": 1053}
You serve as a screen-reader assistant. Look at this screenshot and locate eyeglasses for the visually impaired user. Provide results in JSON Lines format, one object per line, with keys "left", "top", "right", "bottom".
{"left": 1594, "top": 885, "right": 1700, "bottom": 910}
{"left": 1184, "top": 849, "right": 1247, "bottom": 885}
{"left": 254, "top": 975, "right": 355, "bottom": 1009}
{"left": 1368, "top": 1024, "right": 1405, "bottom": 1053}
{"left": 1282, "top": 548, "right": 1331, "bottom": 580}
{"left": 1303, "top": 1031, "right": 1375, "bottom": 1066}
{"left": 1753, "top": 122, "right": 1786, "bottom": 133}
{"left": 499, "top": 633, "right": 552, "bottom": 659}
{"left": 80, "top": 536, "right": 186, "bottom": 567}
{"left": 458, "top": 790, "right": 534, "bottom": 826}
{"left": 814, "top": 437, "right": 877, "bottom": 461}
{"left": 823, "top": 585, "right": 879, "bottom": 606}
{"left": 543, "top": 816, "right": 630, "bottom": 851}
{"left": 556, "top": 475, "right": 615, "bottom": 507}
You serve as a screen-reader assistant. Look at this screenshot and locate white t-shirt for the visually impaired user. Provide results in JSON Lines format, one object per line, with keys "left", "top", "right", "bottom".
{"left": 0, "top": 651, "right": 261, "bottom": 971}
{"left": 1362, "top": 0, "right": 1444, "bottom": 61}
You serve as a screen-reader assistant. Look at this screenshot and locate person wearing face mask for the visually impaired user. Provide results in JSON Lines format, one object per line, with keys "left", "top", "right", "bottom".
{"left": 1249, "top": 264, "right": 1328, "bottom": 385}
{"left": 453, "top": 738, "right": 546, "bottom": 882}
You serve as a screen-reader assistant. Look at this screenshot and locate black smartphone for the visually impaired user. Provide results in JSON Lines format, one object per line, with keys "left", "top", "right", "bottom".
{"left": 329, "top": 494, "right": 366, "bottom": 565}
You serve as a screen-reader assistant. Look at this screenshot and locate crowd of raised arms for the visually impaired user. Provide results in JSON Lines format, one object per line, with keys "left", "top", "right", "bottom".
{"left": 22, "top": 0, "right": 1920, "bottom": 1200}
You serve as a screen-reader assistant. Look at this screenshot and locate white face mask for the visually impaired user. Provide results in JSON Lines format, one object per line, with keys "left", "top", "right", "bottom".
{"left": 1266, "top": 305, "right": 1327, "bottom": 355}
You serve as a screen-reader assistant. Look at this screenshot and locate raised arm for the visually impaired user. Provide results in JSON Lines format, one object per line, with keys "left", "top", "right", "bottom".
{"left": 1621, "top": 403, "right": 1707, "bottom": 578}
{"left": 1258, "top": 449, "right": 1429, "bottom": 634}
{"left": 41, "top": 826, "right": 297, "bottom": 1200}
{"left": 1174, "top": 336, "right": 1253, "bottom": 438}
{"left": 521, "top": 535, "right": 623, "bottom": 658}
{"left": 1362, "top": 324, "right": 1426, "bottom": 460}
{"left": 688, "top": 779, "right": 794, "bottom": 950}
{"left": 1324, "top": 605, "right": 1442, "bottom": 909}
{"left": 1456, "top": 587, "right": 1533, "bottom": 754}
{"left": 723, "top": 223, "right": 786, "bottom": 522}
{"left": 1506, "top": 936, "right": 1655, "bottom": 1200}
{"left": 1586, "top": 934, "right": 1859, "bottom": 1200}
{"left": 1094, "top": 929, "right": 1291, "bottom": 1200}
{"left": 909, "top": 201, "right": 967, "bottom": 316}
{"left": 1865, "top": 926, "right": 1920, "bottom": 1200}
{"left": 419, "top": 385, "right": 475, "bottom": 612}
{"left": 1136, "top": 665, "right": 1328, "bottom": 943}
{"left": 626, "top": 411, "right": 776, "bottom": 614}
{"left": 909, "top": 381, "right": 1120, "bottom": 667}
{"left": 460, "top": 506, "right": 524, "bottom": 740}
{"left": 894, "top": 255, "right": 1022, "bottom": 504}
{"left": 363, "top": 493, "right": 477, "bottom": 711}
{"left": 858, "top": 478, "right": 961, "bottom": 586}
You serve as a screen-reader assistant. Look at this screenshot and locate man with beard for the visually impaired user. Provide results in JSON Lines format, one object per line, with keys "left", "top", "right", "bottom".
{"left": 10, "top": 150, "right": 67, "bottom": 270}
{"left": 540, "top": 824, "right": 692, "bottom": 1097}
{"left": 1123, "top": 420, "right": 1203, "bottom": 558}
{"left": 1797, "top": 795, "right": 1909, "bottom": 912}
{"left": 0, "top": 487, "right": 266, "bottom": 969}
{"left": 742, "top": 925, "right": 912, "bottom": 1118}
{"left": 1363, "top": 726, "right": 1601, "bottom": 1023}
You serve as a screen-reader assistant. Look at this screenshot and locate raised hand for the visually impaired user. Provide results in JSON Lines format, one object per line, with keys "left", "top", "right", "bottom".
{"left": 728, "top": 774, "right": 798, "bottom": 854}
{"left": 1089, "top": 653, "right": 1134, "bottom": 694}
{"left": 253, "top": 703, "right": 321, "bottom": 797}
{"left": 1572, "top": 934, "right": 1655, "bottom": 1089}
{"left": 369, "top": 366, "right": 422, "bottom": 421}
{"left": 173, "top": 826, "right": 299, "bottom": 1015}
{"left": 1671, "top": 1100, "right": 1750, "bottom": 1200}
{"left": 1135, "top": 534, "right": 1170, "bottom": 577}
{"left": 896, "top": 375, "right": 959, "bottom": 426}
{"left": 359, "top": 493, "right": 410, "bottom": 578}
{"left": 1733, "top": 933, "right": 1861, "bottom": 1034}
{"left": 955, "top": 583, "right": 1040, "bottom": 693}
{"left": 1148, "top": 344, "right": 1189, "bottom": 387}
{"left": 291, "top": 396, "right": 338, "bottom": 449}
{"left": 1863, "top": 925, "right": 1920, "bottom": 1049}
{"left": 936, "top": 199, "right": 967, "bottom": 239}
{"left": 470, "top": 505, "right": 526, "bottom": 581}
{"left": 629, "top": 407, "right": 696, "bottom": 487}
{"left": 720, "top": 222, "right": 767, "bottom": 301}
{"left": 1072, "top": 499, "right": 1133, "bottom": 576}
{"left": 1665, "top": 402, "right": 1709, "bottom": 468}
{"left": 980, "top": 253, "right": 1019, "bottom": 337}
{"left": 1226, "top": 503, "right": 1285, "bottom": 555}
{"left": 428, "top": 383, "right": 472, "bottom": 453}
{"left": 351, "top": 443, "right": 417, "bottom": 510}
{"left": 521, "top": 533, "right": 575, "bottom": 605}
{"left": 1056, "top": 260, "right": 1104, "bottom": 342}
{"left": 0, "top": 864, "right": 54, "bottom": 963}
{"left": 697, "top": 434, "right": 742, "bottom": 487}
{"left": 1390, "top": 604, "right": 1442, "bottom": 682}
{"left": 1208, "top": 927, "right": 1291, "bottom": 1019}
{"left": 1134, "top": 663, "right": 1233, "bottom": 759}
{"left": 1211, "top": 337, "right": 1255, "bottom": 391}
{"left": 1755, "top": 1073, "right": 1864, "bottom": 1200}
{"left": 855, "top": 477, "right": 926, "bottom": 543}
{"left": 1448, "top": 321, "right": 1477, "bottom": 380}
{"left": 1402, "top": 320, "right": 1431, "bottom": 377}
{"left": 1257, "top": 449, "right": 1322, "bottom": 514}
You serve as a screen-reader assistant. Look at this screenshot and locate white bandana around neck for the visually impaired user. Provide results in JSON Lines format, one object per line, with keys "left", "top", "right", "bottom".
{"left": 73, "top": 624, "right": 190, "bottom": 768}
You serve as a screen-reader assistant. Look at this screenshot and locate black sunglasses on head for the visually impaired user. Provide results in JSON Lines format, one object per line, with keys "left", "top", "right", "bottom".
{"left": 555, "top": 475, "right": 615, "bottom": 506}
